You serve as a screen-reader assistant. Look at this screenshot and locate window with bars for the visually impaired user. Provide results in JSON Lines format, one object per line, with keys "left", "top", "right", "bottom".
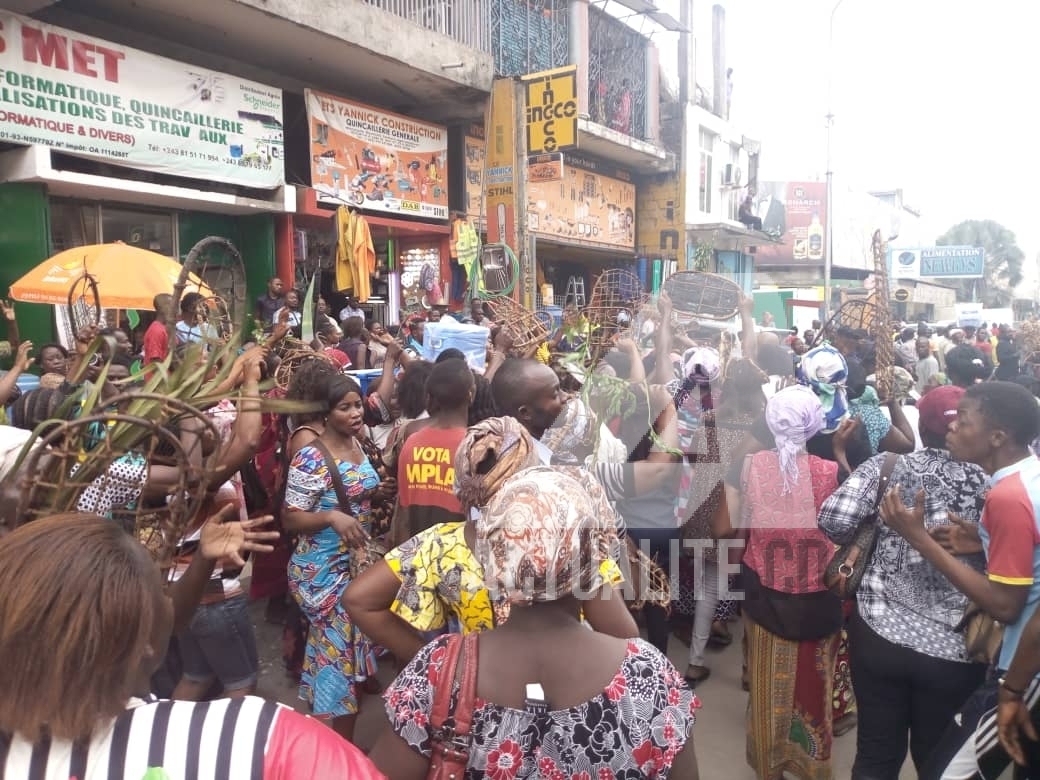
{"left": 698, "top": 128, "right": 714, "bottom": 214}
{"left": 588, "top": 7, "right": 648, "bottom": 140}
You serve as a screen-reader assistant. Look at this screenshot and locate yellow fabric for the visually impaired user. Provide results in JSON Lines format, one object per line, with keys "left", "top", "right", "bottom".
{"left": 384, "top": 521, "right": 624, "bottom": 634}
{"left": 334, "top": 208, "right": 376, "bottom": 301}
{"left": 335, "top": 206, "right": 354, "bottom": 293}
{"left": 351, "top": 211, "right": 375, "bottom": 303}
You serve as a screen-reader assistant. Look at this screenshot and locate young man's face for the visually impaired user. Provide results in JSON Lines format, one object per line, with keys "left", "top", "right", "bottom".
{"left": 268, "top": 278, "right": 284, "bottom": 297}
{"left": 946, "top": 398, "right": 997, "bottom": 466}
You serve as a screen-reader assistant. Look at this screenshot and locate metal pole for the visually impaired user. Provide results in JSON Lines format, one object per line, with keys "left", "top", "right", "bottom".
{"left": 824, "top": 0, "right": 845, "bottom": 318}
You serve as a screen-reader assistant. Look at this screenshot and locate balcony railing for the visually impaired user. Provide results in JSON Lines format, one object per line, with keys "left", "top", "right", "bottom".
{"left": 588, "top": 7, "right": 648, "bottom": 141}
{"left": 363, "top": 0, "right": 492, "bottom": 53}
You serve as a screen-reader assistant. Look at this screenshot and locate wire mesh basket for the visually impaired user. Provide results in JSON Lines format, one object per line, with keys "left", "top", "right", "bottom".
{"left": 660, "top": 271, "right": 742, "bottom": 321}
{"left": 812, "top": 299, "right": 882, "bottom": 348}
{"left": 13, "top": 394, "right": 216, "bottom": 568}
{"left": 485, "top": 295, "right": 550, "bottom": 354}
{"left": 582, "top": 269, "right": 646, "bottom": 361}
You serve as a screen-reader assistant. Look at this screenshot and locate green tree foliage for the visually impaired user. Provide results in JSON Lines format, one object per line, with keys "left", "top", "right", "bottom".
{"left": 936, "top": 220, "right": 1025, "bottom": 305}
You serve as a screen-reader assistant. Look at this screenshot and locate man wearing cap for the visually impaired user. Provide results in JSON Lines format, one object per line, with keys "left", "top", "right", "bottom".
{"left": 819, "top": 385, "right": 989, "bottom": 778}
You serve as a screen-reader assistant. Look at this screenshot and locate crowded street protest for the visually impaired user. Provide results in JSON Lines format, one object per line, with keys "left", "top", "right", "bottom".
{"left": 1, "top": 1, "right": 1039, "bottom": 779}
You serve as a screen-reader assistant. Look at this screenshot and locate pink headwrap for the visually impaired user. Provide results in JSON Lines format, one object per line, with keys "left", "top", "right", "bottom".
{"left": 765, "top": 385, "right": 825, "bottom": 495}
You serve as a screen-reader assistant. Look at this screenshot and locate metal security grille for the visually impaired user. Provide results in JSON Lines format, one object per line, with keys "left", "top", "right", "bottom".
{"left": 492, "top": 0, "right": 571, "bottom": 77}
{"left": 363, "top": 0, "right": 492, "bottom": 52}
{"left": 588, "top": 6, "right": 647, "bottom": 140}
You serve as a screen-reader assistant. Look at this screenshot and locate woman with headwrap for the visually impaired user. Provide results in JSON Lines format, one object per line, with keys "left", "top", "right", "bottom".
{"left": 676, "top": 357, "right": 768, "bottom": 685}
{"left": 342, "top": 417, "right": 638, "bottom": 665}
{"left": 719, "top": 386, "right": 849, "bottom": 780}
{"left": 369, "top": 468, "right": 701, "bottom": 779}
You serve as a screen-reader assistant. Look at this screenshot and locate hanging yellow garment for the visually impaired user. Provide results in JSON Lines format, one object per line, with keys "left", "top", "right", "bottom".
{"left": 350, "top": 211, "right": 375, "bottom": 303}
{"left": 335, "top": 206, "right": 354, "bottom": 292}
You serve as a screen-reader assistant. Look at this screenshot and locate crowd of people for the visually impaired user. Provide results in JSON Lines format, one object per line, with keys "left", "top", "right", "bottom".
{"left": 2, "top": 277, "right": 1040, "bottom": 779}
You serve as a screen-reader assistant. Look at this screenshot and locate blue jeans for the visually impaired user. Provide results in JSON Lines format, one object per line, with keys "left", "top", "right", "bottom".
{"left": 178, "top": 593, "right": 259, "bottom": 692}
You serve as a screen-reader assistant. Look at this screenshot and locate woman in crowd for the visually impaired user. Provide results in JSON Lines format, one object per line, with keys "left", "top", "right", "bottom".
{"left": 679, "top": 357, "right": 768, "bottom": 685}
{"left": 37, "top": 342, "right": 70, "bottom": 389}
{"left": 722, "top": 385, "right": 848, "bottom": 780}
{"left": 344, "top": 416, "right": 637, "bottom": 664}
{"left": 369, "top": 468, "right": 700, "bottom": 779}
{"left": 819, "top": 384, "right": 989, "bottom": 777}
{"left": 282, "top": 374, "right": 387, "bottom": 742}
{"left": 0, "top": 513, "right": 383, "bottom": 778}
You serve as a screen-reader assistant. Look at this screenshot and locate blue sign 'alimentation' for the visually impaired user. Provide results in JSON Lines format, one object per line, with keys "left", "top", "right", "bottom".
{"left": 919, "top": 247, "right": 985, "bottom": 278}
{"left": 888, "top": 245, "right": 985, "bottom": 279}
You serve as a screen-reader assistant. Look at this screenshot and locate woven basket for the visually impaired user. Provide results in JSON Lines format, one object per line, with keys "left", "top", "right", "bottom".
{"left": 661, "top": 271, "right": 742, "bottom": 321}
{"left": 485, "top": 295, "right": 549, "bottom": 354}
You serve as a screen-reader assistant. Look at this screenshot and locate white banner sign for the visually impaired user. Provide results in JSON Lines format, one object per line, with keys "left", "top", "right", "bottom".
{"left": 0, "top": 12, "right": 284, "bottom": 188}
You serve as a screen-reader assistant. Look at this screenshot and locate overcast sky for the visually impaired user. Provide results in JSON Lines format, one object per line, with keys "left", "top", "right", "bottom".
{"left": 720, "top": 0, "right": 1040, "bottom": 291}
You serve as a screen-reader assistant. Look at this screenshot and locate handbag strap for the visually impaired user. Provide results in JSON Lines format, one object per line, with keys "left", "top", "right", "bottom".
{"left": 429, "top": 633, "right": 480, "bottom": 736}
{"left": 430, "top": 634, "right": 464, "bottom": 731}
{"left": 873, "top": 451, "right": 899, "bottom": 512}
{"left": 309, "top": 439, "right": 351, "bottom": 510}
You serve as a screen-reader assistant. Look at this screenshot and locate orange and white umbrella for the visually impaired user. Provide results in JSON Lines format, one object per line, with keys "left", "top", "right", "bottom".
{"left": 10, "top": 243, "right": 212, "bottom": 310}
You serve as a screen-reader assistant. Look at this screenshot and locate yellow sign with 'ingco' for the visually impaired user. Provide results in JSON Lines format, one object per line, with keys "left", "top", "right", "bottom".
{"left": 522, "top": 66, "right": 579, "bottom": 155}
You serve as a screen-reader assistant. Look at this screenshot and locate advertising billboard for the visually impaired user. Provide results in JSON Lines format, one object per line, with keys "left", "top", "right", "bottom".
{"left": 0, "top": 11, "right": 284, "bottom": 188}
{"left": 750, "top": 181, "right": 827, "bottom": 267}
{"left": 306, "top": 89, "right": 448, "bottom": 219}
{"left": 887, "top": 246, "right": 985, "bottom": 279}
{"left": 527, "top": 153, "right": 635, "bottom": 251}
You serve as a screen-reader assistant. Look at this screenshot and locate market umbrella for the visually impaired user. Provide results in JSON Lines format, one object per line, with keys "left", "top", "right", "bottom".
{"left": 10, "top": 242, "right": 212, "bottom": 310}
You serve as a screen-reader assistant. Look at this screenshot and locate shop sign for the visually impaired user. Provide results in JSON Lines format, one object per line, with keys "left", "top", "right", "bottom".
{"left": 0, "top": 12, "right": 284, "bottom": 188}
{"left": 887, "top": 246, "right": 985, "bottom": 280}
{"left": 522, "top": 66, "right": 578, "bottom": 155}
{"left": 485, "top": 78, "right": 518, "bottom": 250}
{"left": 528, "top": 153, "right": 563, "bottom": 182}
{"left": 527, "top": 152, "right": 635, "bottom": 250}
{"left": 305, "top": 89, "right": 448, "bottom": 219}
{"left": 463, "top": 126, "right": 484, "bottom": 225}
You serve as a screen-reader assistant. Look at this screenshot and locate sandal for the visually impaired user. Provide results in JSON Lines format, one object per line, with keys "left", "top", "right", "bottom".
{"left": 707, "top": 620, "right": 733, "bottom": 648}
{"left": 683, "top": 665, "right": 711, "bottom": 688}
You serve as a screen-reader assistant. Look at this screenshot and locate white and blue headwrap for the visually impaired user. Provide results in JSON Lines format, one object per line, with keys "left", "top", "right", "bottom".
{"left": 796, "top": 344, "right": 849, "bottom": 433}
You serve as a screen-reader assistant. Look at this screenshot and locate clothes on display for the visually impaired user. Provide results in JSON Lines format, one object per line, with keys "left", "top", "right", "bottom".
{"left": 335, "top": 206, "right": 376, "bottom": 302}
{"left": 450, "top": 216, "right": 480, "bottom": 301}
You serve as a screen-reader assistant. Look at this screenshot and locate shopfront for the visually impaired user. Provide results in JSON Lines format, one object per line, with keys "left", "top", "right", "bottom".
{"left": 0, "top": 11, "right": 290, "bottom": 347}
{"left": 529, "top": 152, "right": 638, "bottom": 307}
{"left": 282, "top": 88, "right": 456, "bottom": 327}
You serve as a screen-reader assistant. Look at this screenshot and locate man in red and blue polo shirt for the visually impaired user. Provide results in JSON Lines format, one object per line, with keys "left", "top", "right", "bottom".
{"left": 881, "top": 380, "right": 1040, "bottom": 779}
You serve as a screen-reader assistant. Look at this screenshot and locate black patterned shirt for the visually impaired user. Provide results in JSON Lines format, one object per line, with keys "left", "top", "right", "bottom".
{"left": 818, "top": 448, "right": 988, "bottom": 662}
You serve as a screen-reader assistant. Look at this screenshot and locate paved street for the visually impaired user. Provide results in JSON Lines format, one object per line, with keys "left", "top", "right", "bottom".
{"left": 247, "top": 595, "right": 917, "bottom": 779}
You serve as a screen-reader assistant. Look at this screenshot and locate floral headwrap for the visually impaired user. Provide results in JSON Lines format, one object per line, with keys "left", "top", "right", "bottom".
{"left": 765, "top": 385, "right": 826, "bottom": 495}
{"left": 453, "top": 416, "right": 541, "bottom": 513}
{"left": 796, "top": 344, "right": 848, "bottom": 433}
{"left": 476, "top": 467, "right": 617, "bottom": 604}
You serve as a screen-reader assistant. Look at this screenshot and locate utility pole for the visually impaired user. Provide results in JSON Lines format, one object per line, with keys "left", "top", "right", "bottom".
{"left": 824, "top": 0, "right": 845, "bottom": 318}
{"left": 513, "top": 79, "right": 534, "bottom": 309}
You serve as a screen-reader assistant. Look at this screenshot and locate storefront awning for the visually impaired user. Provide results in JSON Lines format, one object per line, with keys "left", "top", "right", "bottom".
{"left": 0, "top": 146, "right": 294, "bottom": 215}
{"left": 294, "top": 187, "right": 450, "bottom": 235}
{"left": 687, "top": 222, "right": 782, "bottom": 252}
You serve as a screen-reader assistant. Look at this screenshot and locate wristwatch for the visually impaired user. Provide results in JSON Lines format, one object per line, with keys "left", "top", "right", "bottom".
{"left": 998, "top": 676, "right": 1025, "bottom": 698}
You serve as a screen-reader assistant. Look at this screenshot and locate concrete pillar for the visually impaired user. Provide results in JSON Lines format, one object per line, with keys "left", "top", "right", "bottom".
{"left": 679, "top": 0, "right": 695, "bottom": 107}
{"left": 712, "top": 4, "right": 726, "bottom": 118}
{"left": 645, "top": 42, "right": 660, "bottom": 143}
{"left": 569, "top": 0, "right": 590, "bottom": 116}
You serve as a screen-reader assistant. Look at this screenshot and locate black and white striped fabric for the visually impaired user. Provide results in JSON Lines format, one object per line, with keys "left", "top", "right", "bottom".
{"left": 0, "top": 696, "right": 279, "bottom": 780}
{"left": 925, "top": 676, "right": 1040, "bottom": 779}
